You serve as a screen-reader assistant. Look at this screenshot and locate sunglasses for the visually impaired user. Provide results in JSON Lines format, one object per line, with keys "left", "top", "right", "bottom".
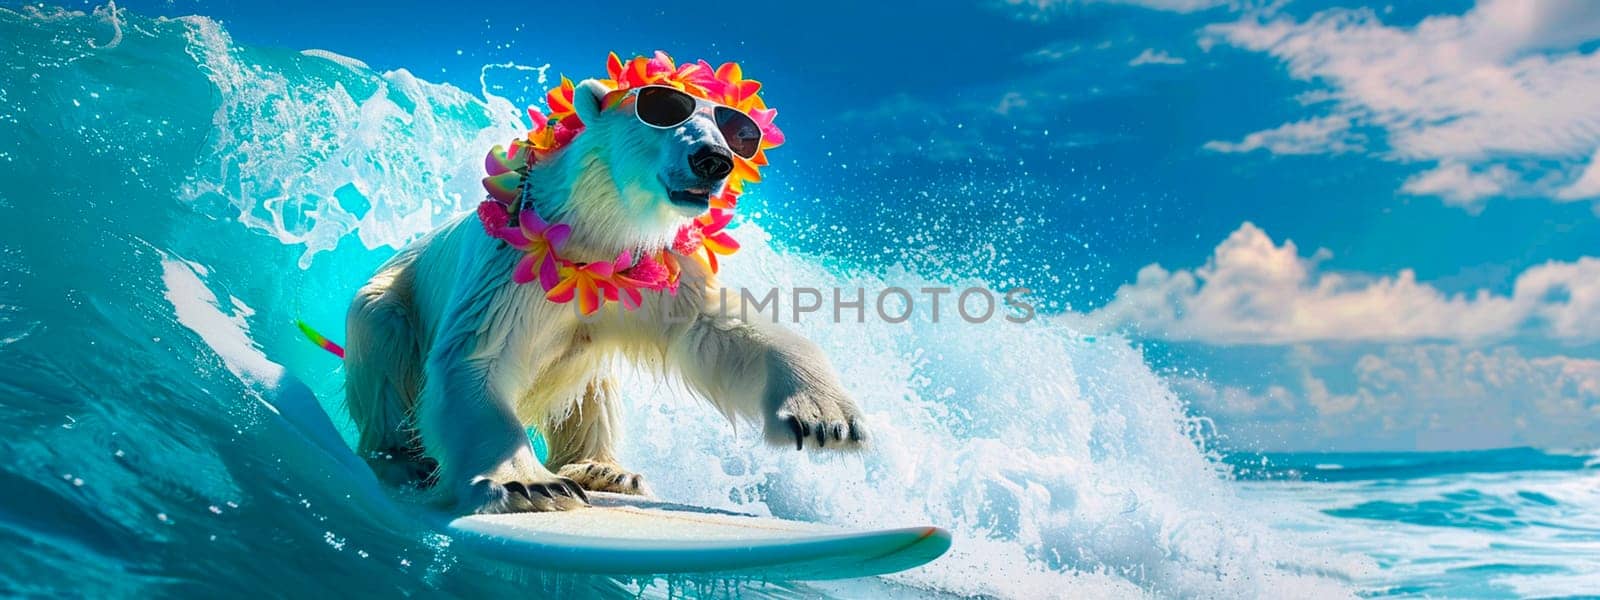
{"left": 609, "top": 85, "right": 764, "bottom": 159}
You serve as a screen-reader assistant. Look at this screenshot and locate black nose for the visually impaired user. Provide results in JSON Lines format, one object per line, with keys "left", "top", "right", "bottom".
{"left": 689, "top": 145, "right": 734, "bottom": 180}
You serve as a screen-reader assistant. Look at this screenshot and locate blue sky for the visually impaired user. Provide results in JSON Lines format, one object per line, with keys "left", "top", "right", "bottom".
{"left": 62, "top": 0, "right": 1600, "bottom": 451}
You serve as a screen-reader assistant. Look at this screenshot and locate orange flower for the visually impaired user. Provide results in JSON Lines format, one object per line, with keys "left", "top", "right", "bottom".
{"left": 712, "top": 62, "right": 764, "bottom": 112}
{"left": 726, "top": 150, "right": 765, "bottom": 195}
{"left": 545, "top": 76, "right": 582, "bottom": 131}
{"left": 681, "top": 209, "right": 740, "bottom": 272}
{"left": 655, "top": 250, "right": 683, "bottom": 294}
{"left": 709, "top": 189, "right": 739, "bottom": 210}
{"left": 546, "top": 260, "right": 618, "bottom": 316}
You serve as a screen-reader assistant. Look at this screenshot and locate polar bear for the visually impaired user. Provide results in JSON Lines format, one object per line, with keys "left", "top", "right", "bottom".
{"left": 341, "top": 78, "right": 866, "bottom": 514}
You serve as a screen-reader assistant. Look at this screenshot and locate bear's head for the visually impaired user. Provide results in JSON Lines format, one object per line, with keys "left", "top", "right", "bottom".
{"left": 563, "top": 79, "right": 735, "bottom": 228}
{"left": 478, "top": 53, "right": 783, "bottom": 312}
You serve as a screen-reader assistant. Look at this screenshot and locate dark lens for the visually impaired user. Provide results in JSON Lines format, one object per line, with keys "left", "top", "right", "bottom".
{"left": 635, "top": 86, "right": 696, "bottom": 128}
{"left": 714, "top": 106, "right": 763, "bottom": 158}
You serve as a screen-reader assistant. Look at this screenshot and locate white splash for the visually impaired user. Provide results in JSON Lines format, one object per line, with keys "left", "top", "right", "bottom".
{"left": 161, "top": 257, "right": 282, "bottom": 386}
{"left": 179, "top": 17, "right": 524, "bottom": 267}
{"left": 609, "top": 225, "right": 1363, "bottom": 598}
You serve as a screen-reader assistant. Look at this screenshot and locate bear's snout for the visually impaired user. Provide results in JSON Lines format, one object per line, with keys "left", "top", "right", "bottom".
{"left": 688, "top": 144, "right": 734, "bottom": 180}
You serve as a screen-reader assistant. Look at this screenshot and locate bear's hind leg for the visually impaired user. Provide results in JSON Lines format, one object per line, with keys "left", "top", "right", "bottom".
{"left": 545, "top": 378, "right": 650, "bottom": 496}
{"left": 343, "top": 263, "right": 430, "bottom": 485}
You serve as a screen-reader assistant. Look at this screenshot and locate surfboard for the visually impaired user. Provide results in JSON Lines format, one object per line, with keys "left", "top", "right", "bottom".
{"left": 264, "top": 371, "right": 951, "bottom": 580}
{"left": 447, "top": 493, "right": 950, "bottom": 579}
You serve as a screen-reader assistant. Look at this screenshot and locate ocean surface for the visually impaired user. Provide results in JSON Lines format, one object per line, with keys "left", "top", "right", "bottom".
{"left": 3, "top": 5, "right": 1599, "bottom": 598}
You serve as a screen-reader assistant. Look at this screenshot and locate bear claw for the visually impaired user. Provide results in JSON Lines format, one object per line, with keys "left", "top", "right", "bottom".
{"left": 469, "top": 475, "right": 589, "bottom": 513}
{"left": 558, "top": 461, "right": 651, "bottom": 496}
{"left": 505, "top": 478, "right": 589, "bottom": 503}
{"left": 777, "top": 413, "right": 865, "bottom": 450}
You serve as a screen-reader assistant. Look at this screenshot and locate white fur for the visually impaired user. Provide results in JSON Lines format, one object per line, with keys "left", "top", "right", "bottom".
{"left": 342, "top": 80, "right": 865, "bottom": 514}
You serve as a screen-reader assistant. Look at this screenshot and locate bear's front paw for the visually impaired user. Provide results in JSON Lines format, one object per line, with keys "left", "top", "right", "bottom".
{"left": 764, "top": 386, "right": 867, "bottom": 451}
{"left": 557, "top": 461, "right": 651, "bottom": 496}
{"left": 461, "top": 474, "right": 590, "bottom": 514}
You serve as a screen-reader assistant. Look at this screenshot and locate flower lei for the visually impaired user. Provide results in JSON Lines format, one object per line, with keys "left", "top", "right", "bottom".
{"left": 479, "top": 51, "right": 784, "bottom": 315}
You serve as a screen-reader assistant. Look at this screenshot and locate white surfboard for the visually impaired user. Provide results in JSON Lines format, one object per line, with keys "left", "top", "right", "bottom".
{"left": 265, "top": 372, "right": 951, "bottom": 579}
{"left": 447, "top": 493, "right": 950, "bottom": 579}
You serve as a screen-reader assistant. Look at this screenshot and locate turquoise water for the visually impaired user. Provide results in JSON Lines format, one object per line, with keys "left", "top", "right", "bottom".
{"left": 1229, "top": 450, "right": 1600, "bottom": 598}
{"left": 2, "top": 5, "right": 1598, "bottom": 598}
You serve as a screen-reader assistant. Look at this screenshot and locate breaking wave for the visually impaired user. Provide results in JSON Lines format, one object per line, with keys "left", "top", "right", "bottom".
{"left": 0, "top": 5, "right": 1360, "bottom": 598}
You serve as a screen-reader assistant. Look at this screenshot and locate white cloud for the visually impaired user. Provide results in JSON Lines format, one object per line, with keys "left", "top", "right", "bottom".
{"left": 1301, "top": 346, "right": 1600, "bottom": 450}
{"left": 1173, "top": 377, "right": 1296, "bottom": 417}
{"left": 1129, "top": 48, "right": 1187, "bottom": 66}
{"left": 1207, "top": 0, "right": 1600, "bottom": 210}
{"left": 1183, "top": 345, "right": 1600, "bottom": 451}
{"left": 1080, "top": 222, "right": 1600, "bottom": 345}
{"left": 1557, "top": 147, "right": 1600, "bottom": 202}
{"left": 1399, "top": 161, "right": 1516, "bottom": 211}
{"left": 1203, "top": 115, "right": 1363, "bottom": 155}
{"left": 995, "top": 91, "right": 1029, "bottom": 115}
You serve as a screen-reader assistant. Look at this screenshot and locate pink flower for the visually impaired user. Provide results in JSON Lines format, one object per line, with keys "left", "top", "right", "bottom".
{"left": 552, "top": 122, "right": 581, "bottom": 147}
{"left": 602, "top": 251, "right": 651, "bottom": 310}
{"left": 492, "top": 209, "right": 570, "bottom": 291}
{"left": 611, "top": 252, "right": 675, "bottom": 306}
{"left": 691, "top": 209, "right": 740, "bottom": 272}
{"left": 673, "top": 225, "right": 705, "bottom": 256}
{"left": 747, "top": 107, "right": 784, "bottom": 148}
{"left": 620, "top": 253, "right": 669, "bottom": 289}
{"left": 477, "top": 201, "right": 509, "bottom": 235}
{"left": 645, "top": 51, "right": 677, "bottom": 80}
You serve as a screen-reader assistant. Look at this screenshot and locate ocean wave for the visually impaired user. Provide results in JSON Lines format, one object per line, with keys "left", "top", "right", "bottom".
{"left": 0, "top": 5, "right": 1360, "bottom": 598}
{"left": 1237, "top": 467, "right": 1600, "bottom": 597}
{"left": 1227, "top": 447, "right": 1598, "bottom": 483}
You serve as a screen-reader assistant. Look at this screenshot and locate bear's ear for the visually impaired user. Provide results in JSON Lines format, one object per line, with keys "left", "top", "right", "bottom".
{"left": 572, "top": 79, "right": 611, "bottom": 126}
